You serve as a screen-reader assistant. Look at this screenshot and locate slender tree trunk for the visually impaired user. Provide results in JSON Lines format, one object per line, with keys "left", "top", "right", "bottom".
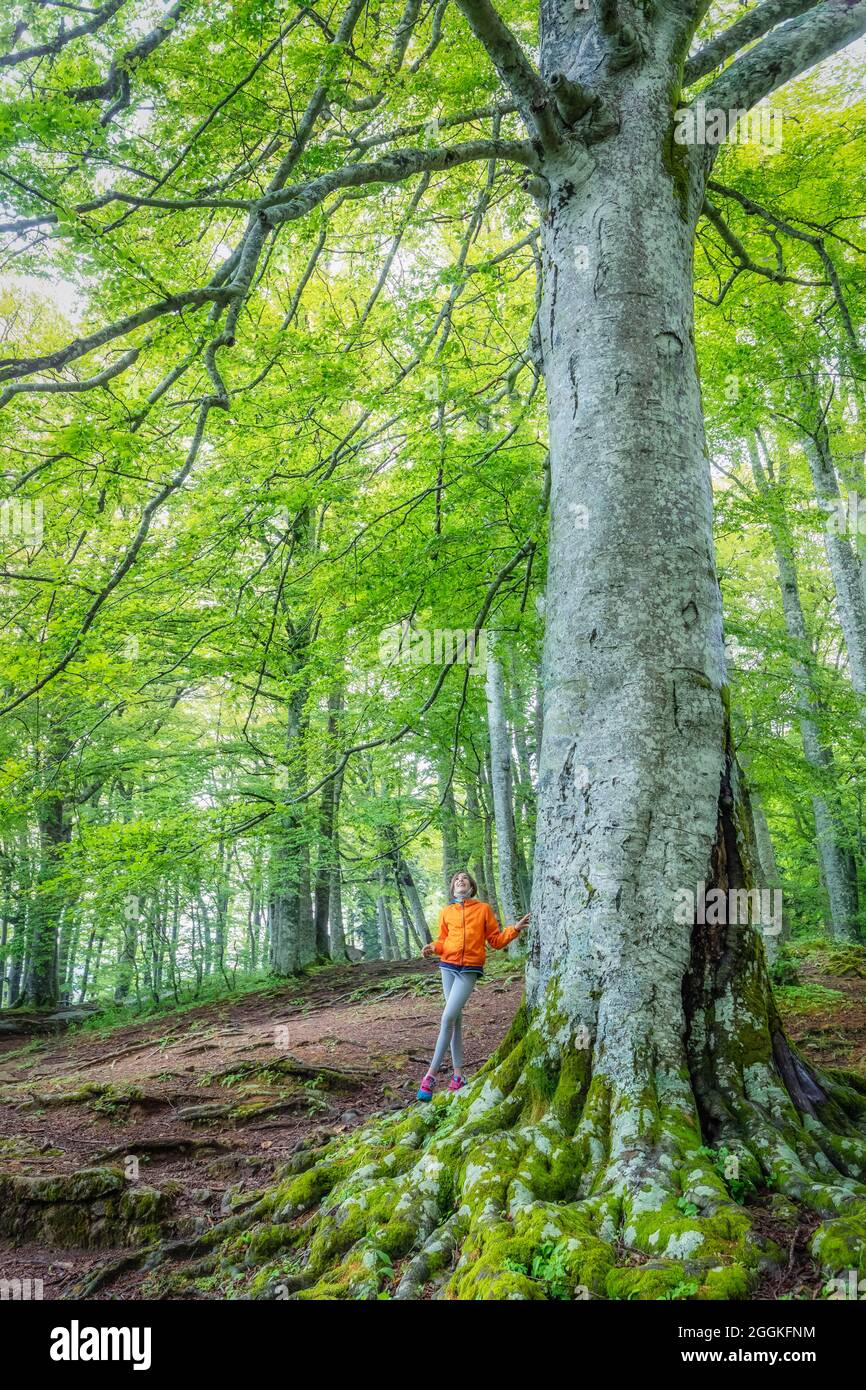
{"left": 268, "top": 696, "right": 306, "bottom": 976}
{"left": 78, "top": 927, "right": 98, "bottom": 1004}
{"left": 21, "top": 792, "right": 69, "bottom": 1008}
{"left": 464, "top": 776, "right": 490, "bottom": 903}
{"left": 749, "top": 436, "right": 859, "bottom": 939}
{"left": 329, "top": 767, "right": 348, "bottom": 960}
{"left": 438, "top": 765, "right": 460, "bottom": 895}
{"left": 214, "top": 833, "right": 230, "bottom": 978}
{"left": 748, "top": 790, "right": 788, "bottom": 959}
{"left": 315, "top": 685, "right": 343, "bottom": 958}
{"left": 800, "top": 401, "right": 866, "bottom": 696}
{"left": 479, "top": 760, "right": 502, "bottom": 922}
{"left": 376, "top": 872, "right": 393, "bottom": 961}
{"left": 385, "top": 828, "right": 430, "bottom": 945}
{"left": 485, "top": 633, "right": 523, "bottom": 922}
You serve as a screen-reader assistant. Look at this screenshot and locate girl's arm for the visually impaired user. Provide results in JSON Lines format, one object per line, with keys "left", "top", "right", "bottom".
{"left": 484, "top": 904, "right": 529, "bottom": 950}
{"left": 422, "top": 908, "right": 448, "bottom": 957}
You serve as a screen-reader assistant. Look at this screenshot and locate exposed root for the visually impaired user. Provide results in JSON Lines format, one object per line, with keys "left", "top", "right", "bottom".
{"left": 142, "top": 1000, "right": 866, "bottom": 1301}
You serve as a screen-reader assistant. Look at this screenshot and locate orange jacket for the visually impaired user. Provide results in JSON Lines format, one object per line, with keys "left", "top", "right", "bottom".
{"left": 431, "top": 898, "right": 519, "bottom": 969}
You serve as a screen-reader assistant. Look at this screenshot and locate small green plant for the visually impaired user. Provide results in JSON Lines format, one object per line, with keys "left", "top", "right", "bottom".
{"left": 770, "top": 948, "right": 799, "bottom": 987}
{"left": 372, "top": 1247, "right": 394, "bottom": 1275}
{"left": 696, "top": 1144, "right": 756, "bottom": 1203}
{"left": 660, "top": 1279, "right": 699, "bottom": 1300}
{"left": 531, "top": 1242, "right": 570, "bottom": 1299}
{"left": 504, "top": 1243, "right": 570, "bottom": 1299}
{"left": 676, "top": 1195, "right": 699, "bottom": 1218}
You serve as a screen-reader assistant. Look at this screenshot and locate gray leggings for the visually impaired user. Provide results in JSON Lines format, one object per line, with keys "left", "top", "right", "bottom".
{"left": 429, "top": 969, "right": 477, "bottom": 1074}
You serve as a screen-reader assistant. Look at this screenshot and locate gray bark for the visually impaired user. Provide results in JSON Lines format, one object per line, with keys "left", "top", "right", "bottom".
{"left": 748, "top": 790, "right": 787, "bottom": 962}
{"left": 748, "top": 435, "right": 858, "bottom": 940}
{"left": 528, "top": 14, "right": 733, "bottom": 1082}
{"left": 314, "top": 684, "right": 343, "bottom": 957}
{"left": 485, "top": 632, "right": 523, "bottom": 922}
{"left": 328, "top": 766, "right": 348, "bottom": 960}
{"left": 438, "top": 765, "right": 461, "bottom": 896}
{"left": 479, "top": 759, "right": 502, "bottom": 923}
{"left": 802, "top": 407, "right": 866, "bottom": 696}
{"left": 376, "top": 866, "right": 394, "bottom": 960}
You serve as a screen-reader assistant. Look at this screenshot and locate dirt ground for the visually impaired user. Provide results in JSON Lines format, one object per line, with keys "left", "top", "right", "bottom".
{"left": 0, "top": 958, "right": 521, "bottom": 1298}
{"left": 0, "top": 946, "right": 863, "bottom": 1300}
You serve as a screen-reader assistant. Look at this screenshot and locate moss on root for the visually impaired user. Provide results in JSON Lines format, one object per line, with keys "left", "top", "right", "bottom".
{"left": 153, "top": 994, "right": 853, "bottom": 1301}
{"left": 0, "top": 1168, "right": 171, "bottom": 1248}
{"left": 73, "top": 955, "right": 862, "bottom": 1303}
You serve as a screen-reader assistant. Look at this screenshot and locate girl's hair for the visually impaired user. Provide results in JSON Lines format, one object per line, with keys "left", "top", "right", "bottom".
{"left": 449, "top": 869, "right": 478, "bottom": 898}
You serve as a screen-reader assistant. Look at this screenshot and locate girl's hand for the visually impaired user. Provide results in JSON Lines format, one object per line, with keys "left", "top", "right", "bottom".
{"left": 421, "top": 943, "right": 437, "bottom": 958}
{"left": 514, "top": 914, "right": 530, "bottom": 932}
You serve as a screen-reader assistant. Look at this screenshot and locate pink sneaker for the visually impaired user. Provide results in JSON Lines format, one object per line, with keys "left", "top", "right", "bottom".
{"left": 417, "top": 1072, "right": 436, "bottom": 1101}
{"left": 448, "top": 1074, "right": 466, "bottom": 1092}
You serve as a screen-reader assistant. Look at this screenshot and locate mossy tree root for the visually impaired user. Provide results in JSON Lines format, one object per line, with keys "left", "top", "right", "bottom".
{"left": 180, "top": 997, "right": 866, "bottom": 1301}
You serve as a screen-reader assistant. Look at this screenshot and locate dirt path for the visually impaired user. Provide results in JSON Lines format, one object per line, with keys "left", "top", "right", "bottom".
{"left": 1, "top": 945, "right": 863, "bottom": 1301}
{"left": 0, "top": 959, "right": 522, "bottom": 1298}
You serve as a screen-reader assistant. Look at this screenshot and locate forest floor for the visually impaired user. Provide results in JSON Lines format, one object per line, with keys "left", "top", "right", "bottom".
{"left": 0, "top": 940, "right": 864, "bottom": 1301}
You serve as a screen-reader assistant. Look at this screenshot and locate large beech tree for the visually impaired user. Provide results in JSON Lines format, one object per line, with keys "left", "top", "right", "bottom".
{"left": 2, "top": 0, "right": 866, "bottom": 1296}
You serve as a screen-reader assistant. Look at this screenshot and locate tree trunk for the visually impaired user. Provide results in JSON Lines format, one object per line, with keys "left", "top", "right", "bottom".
{"left": 203, "top": 6, "right": 866, "bottom": 1302}
{"left": 20, "top": 792, "right": 69, "bottom": 1008}
{"left": 801, "top": 400, "right": 866, "bottom": 696}
{"left": 438, "top": 765, "right": 461, "bottom": 897}
{"left": 464, "top": 775, "right": 490, "bottom": 903}
{"left": 485, "top": 633, "right": 523, "bottom": 922}
{"left": 314, "top": 684, "right": 343, "bottom": 958}
{"left": 748, "top": 791, "right": 787, "bottom": 962}
{"left": 268, "top": 688, "right": 307, "bottom": 976}
{"left": 479, "top": 760, "right": 502, "bottom": 922}
{"left": 749, "top": 435, "right": 859, "bottom": 940}
{"left": 328, "top": 767, "right": 348, "bottom": 961}
{"left": 385, "top": 828, "right": 430, "bottom": 945}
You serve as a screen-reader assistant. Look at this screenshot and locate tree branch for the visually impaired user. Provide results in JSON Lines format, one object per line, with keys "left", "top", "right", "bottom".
{"left": 700, "top": 0, "right": 866, "bottom": 116}
{"left": 0, "top": 398, "right": 216, "bottom": 718}
{"left": 65, "top": 0, "right": 188, "bottom": 124}
{"left": 707, "top": 178, "right": 859, "bottom": 346}
{"left": 259, "top": 138, "right": 538, "bottom": 229}
{"left": 449, "top": 0, "right": 556, "bottom": 139}
{"left": 0, "top": 0, "right": 126, "bottom": 68}
{"left": 0, "top": 138, "right": 533, "bottom": 392}
{"left": 684, "top": 0, "right": 818, "bottom": 85}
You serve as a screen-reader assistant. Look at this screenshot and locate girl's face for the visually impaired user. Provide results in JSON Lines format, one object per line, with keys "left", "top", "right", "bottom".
{"left": 452, "top": 873, "right": 472, "bottom": 896}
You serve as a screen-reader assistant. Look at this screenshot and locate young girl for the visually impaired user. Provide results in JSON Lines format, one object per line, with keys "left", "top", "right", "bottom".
{"left": 417, "top": 869, "right": 530, "bottom": 1100}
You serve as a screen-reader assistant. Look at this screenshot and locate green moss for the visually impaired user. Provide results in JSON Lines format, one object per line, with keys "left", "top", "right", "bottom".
{"left": 477, "top": 999, "right": 529, "bottom": 1078}
{"left": 551, "top": 1048, "right": 591, "bottom": 1129}
{"left": 270, "top": 1161, "right": 342, "bottom": 1219}
{"left": 811, "top": 1201, "right": 866, "bottom": 1277}
{"left": 607, "top": 1263, "right": 692, "bottom": 1300}
{"left": 374, "top": 1216, "right": 417, "bottom": 1258}
{"left": 223, "top": 1222, "right": 303, "bottom": 1266}
{"left": 698, "top": 1264, "right": 751, "bottom": 1299}
{"left": 661, "top": 94, "right": 690, "bottom": 222}
{"left": 437, "top": 1164, "right": 458, "bottom": 1218}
